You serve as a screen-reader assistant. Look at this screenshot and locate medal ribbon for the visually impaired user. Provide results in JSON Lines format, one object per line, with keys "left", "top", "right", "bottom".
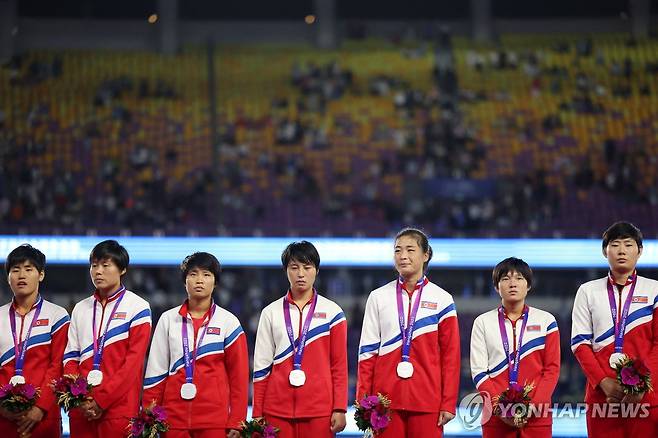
{"left": 181, "top": 303, "right": 216, "bottom": 384}
{"left": 9, "top": 295, "right": 44, "bottom": 377}
{"left": 497, "top": 305, "right": 529, "bottom": 386}
{"left": 606, "top": 272, "right": 637, "bottom": 354}
{"left": 283, "top": 290, "right": 317, "bottom": 371}
{"left": 396, "top": 276, "right": 426, "bottom": 363}
{"left": 92, "top": 286, "right": 126, "bottom": 371}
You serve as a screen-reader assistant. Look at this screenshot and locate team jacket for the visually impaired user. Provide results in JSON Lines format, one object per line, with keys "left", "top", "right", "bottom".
{"left": 0, "top": 297, "right": 70, "bottom": 419}
{"left": 143, "top": 301, "right": 249, "bottom": 430}
{"left": 252, "top": 292, "right": 348, "bottom": 419}
{"left": 356, "top": 278, "right": 461, "bottom": 414}
{"left": 470, "top": 306, "right": 560, "bottom": 426}
{"left": 63, "top": 288, "right": 151, "bottom": 420}
{"left": 571, "top": 274, "right": 658, "bottom": 406}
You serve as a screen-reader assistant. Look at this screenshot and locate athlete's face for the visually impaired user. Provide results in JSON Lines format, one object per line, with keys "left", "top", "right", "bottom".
{"left": 394, "top": 235, "right": 429, "bottom": 280}
{"left": 8, "top": 261, "right": 44, "bottom": 299}
{"left": 90, "top": 258, "right": 125, "bottom": 294}
{"left": 185, "top": 267, "right": 216, "bottom": 301}
{"left": 496, "top": 270, "right": 529, "bottom": 305}
{"left": 604, "top": 238, "right": 642, "bottom": 275}
{"left": 286, "top": 259, "right": 317, "bottom": 295}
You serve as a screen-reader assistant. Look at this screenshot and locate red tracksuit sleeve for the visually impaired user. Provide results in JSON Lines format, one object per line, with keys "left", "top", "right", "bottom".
{"left": 532, "top": 330, "right": 561, "bottom": 404}
{"left": 438, "top": 315, "right": 460, "bottom": 414}
{"left": 93, "top": 322, "right": 151, "bottom": 410}
{"left": 226, "top": 333, "right": 249, "bottom": 429}
{"left": 330, "top": 319, "right": 348, "bottom": 411}
{"left": 644, "top": 308, "right": 658, "bottom": 384}
{"left": 252, "top": 309, "right": 274, "bottom": 418}
{"left": 356, "top": 293, "right": 379, "bottom": 400}
{"left": 574, "top": 345, "right": 608, "bottom": 389}
{"left": 63, "top": 314, "right": 81, "bottom": 376}
{"left": 36, "top": 320, "right": 70, "bottom": 413}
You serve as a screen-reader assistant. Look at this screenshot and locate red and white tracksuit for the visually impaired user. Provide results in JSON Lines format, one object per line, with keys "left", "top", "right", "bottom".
{"left": 356, "top": 278, "right": 461, "bottom": 438}
{"left": 142, "top": 301, "right": 249, "bottom": 436}
{"left": 252, "top": 292, "right": 347, "bottom": 438}
{"left": 0, "top": 298, "right": 70, "bottom": 438}
{"left": 63, "top": 289, "right": 151, "bottom": 438}
{"left": 571, "top": 274, "right": 658, "bottom": 437}
{"left": 470, "top": 306, "right": 560, "bottom": 437}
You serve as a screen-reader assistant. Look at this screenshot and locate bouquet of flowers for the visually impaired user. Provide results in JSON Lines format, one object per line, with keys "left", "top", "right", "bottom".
{"left": 50, "top": 374, "right": 93, "bottom": 412}
{"left": 614, "top": 356, "right": 653, "bottom": 395}
{"left": 0, "top": 383, "right": 40, "bottom": 413}
{"left": 353, "top": 393, "right": 392, "bottom": 436}
{"left": 492, "top": 382, "right": 535, "bottom": 427}
{"left": 239, "top": 417, "right": 279, "bottom": 438}
{"left": 128, "top": 401, "right": 169, "bottom": 438}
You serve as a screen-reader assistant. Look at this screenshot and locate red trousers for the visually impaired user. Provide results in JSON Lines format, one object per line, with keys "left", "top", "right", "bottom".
{"left": 164, "top": 429, "right": 228, "bottom": 438}
{"left": 586, "top": 404, "right": 658, "bottom": 437}
{"left": 69, "top": 417, "right": 128, "bottom": 438}
{"left": 265, "top": 415, "right": 333, "bottom": 438}
{"left": 0, "top": 415, "right": 61, "bottom": 438}
{"left": 378, "top": 410, "right": 443, "bottom": 438}
{"left": 482, "top": 423, "right": 552, "bottom": 438}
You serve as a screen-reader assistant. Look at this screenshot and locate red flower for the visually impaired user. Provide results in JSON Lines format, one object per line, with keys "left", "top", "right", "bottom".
{"left": 632, "top": 359, "right": 651, "bottom": 377}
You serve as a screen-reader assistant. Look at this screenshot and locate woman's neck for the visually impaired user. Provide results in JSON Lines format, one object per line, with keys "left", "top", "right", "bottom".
{"left": 611, "top": 268, "right": 634, "bottom": 285}
{"left": 402, "top": 272, "right": 423, "bottom": 292}
{"left": 502, "top": 300, "right": 525, "bottom": 320}
{"left": 188, "top": 296, "right": 212, "bottom": 318}
{"left": 14, "top": 292, "right": 38, "bottom": 315}
{"left": 97, "top": 283, "right": 122, "bottom": 303}
{"left": 290, "top": 287, "right": 314, "bottom": 307}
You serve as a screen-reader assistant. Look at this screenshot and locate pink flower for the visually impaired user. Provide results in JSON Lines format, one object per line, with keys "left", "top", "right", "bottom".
{"left": 0, "top": 384, "right": 12, "bottom": 398}
{"left": 370, "top": 410, "right": 389, "bottom": 431}
{"left": 621, "top": 366, "right": 640, "bottom": 386}
{"left": 20, "top": 384, "right": 36, "bottom": 399}
{"left": 360, "top": 395, "right": 380, "bottom": 409}
{"left": 70, "top": 377, "right": 88, "bottom": 396}
{"left": 130, "top": 419, "right": 145, "bottom": 436}
{"left": 632, "top": 359, "right": 651, "bottom": 376}
{"left": 263, "top": 424, "right": 277, "bottom": 438}
{"left": 151, "top": 405, "right": 167, "bottom": 422}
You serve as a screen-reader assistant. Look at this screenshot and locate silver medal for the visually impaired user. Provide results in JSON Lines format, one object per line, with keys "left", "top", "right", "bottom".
{"left": 87, "top": 369, "right": 103, "bottom": 386}
{"left": 289, "top": 369, "right": 306, "bottom": 387}
{"left": 609, "top": 352, "right": 627, "bottom": 369}
{"left": 397, "top": 361, "right": 414, "bottom": 379}
{"left": 180, "top": 382, "right": 197, "bottom": 400}
{"left": 9, "top": 375, "right": 25, "bottom": 385}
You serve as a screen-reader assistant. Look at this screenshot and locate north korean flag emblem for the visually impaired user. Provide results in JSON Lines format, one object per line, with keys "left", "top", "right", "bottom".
{"left": 34, "top": 319, "right": 49, "bottom": 327}
{"left": 207, "top": 327, "right": 221, "bottom": 335}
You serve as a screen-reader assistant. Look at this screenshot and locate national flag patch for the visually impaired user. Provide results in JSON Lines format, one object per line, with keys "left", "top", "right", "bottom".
{"left": 313, "top": 312, "right": 327, "bottom": 319}
{"left": 112, "top": 312, "right": 127, "bottom": 320}
{"left": 420, "top": 301, "right": 438, "bottom": 310}
{"left": 34, "top": 319, "right": 49, "bottom": 327}
{"left": 207, "top": 327, "right": 221, "bottom": 335}
{"left": 632, "top": 296, "right": 648, "bottom": 304}
{"left": 526, "top": 325, "right": 541, "bottom": 332}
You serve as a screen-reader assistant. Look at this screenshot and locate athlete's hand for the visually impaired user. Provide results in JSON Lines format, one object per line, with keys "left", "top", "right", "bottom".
{"left": 81, "top": 399, "right": 103, "bottom": 420}
{"left": 330, "top": 411, "right": 346, "bottom": 433}
{"left": 438, "top": 410, "right": 455, "bottom": 426}
{"left": 600, "top": 377, "right": 625, "bottom": 402}
{"left": 227, "top": 429, "right": 241, "bottom": 438}
{"left": 0, "top": 405, "right": 22, "bottom": 422}
{"left": 621, "top": 392, "right": 645, "bottom": 404}
{"left": 16, "top": 406, "right": 44, "bottom": 435}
